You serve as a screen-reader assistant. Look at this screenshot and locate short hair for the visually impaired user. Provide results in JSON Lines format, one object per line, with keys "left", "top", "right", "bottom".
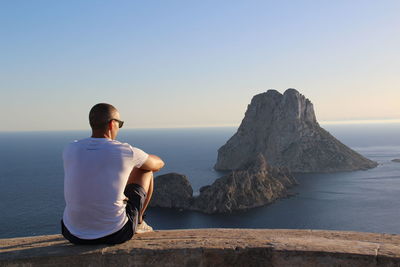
{"left": 89, "top": 103, "right": 118, "bottom": 130}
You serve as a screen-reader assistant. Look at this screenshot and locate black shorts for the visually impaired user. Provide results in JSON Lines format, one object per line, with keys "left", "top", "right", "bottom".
{"left": 61, "top": 183, "right": 147, "bottom": 245}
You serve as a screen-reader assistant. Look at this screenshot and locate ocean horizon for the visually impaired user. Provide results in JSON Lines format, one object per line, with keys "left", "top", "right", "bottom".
{"left": 2, "top": 118, "right": 400, "bottom": 133}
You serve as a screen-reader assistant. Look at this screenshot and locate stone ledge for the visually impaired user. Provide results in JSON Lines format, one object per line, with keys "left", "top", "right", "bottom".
{"left": 1, "top": 229, "right": 400, "bottom": 266}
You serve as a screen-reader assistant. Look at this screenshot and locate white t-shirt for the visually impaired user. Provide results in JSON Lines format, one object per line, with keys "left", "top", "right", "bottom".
{"left": 62, "top": 137, "right": 149, "bottom": 239}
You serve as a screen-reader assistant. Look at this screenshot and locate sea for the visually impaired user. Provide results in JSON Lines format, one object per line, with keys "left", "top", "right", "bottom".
{"left": 1, "top": 123, "right": 400, "bottom": 239}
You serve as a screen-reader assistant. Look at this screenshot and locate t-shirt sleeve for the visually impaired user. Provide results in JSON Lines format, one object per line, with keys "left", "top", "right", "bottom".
{"left": 131, "top": 146, "right": 149, "bottom": 168}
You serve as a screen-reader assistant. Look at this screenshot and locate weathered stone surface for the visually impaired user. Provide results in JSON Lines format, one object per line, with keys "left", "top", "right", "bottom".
{"left": 1, "top": 229, "right": 400, "bottom": 267}
{"left": 150, "top": 173, "right": 193, "bottom": 209}
{"left": 215, "top": 89, "right": 378, "bottom": 173}
{"left": 193, "top": 154, "right": 298, "bottom": 213}
{"left": 392, "top": 159, "right": 400, "bottom": 163}
{"left": 150, "top": 157, "right": 297, "bottom": 214}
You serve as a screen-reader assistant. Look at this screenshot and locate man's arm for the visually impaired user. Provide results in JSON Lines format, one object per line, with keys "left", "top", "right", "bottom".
{"left": 139, "top": 154, "right": 165, "bottom": 172}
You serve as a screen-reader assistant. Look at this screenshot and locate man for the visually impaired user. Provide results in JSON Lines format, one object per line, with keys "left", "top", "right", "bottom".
{"left": 61, "top": 103, "right": 164, "bottom": 245}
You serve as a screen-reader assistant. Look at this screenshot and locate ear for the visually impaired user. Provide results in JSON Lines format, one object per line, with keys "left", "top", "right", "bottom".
{"left": 108, "top": 120, "right": 114, "bottom": 131}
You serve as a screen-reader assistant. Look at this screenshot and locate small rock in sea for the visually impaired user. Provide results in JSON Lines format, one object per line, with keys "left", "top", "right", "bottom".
{"left": 392, "top": 159, "right": 400, "bottom": 163}
{"left": 150, "top": 173, "right": 194, "bottom": 209}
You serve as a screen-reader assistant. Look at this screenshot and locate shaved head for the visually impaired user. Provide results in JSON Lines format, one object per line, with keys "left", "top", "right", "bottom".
{"left": 89, "top": 103, "right": 118, "bottom": 130}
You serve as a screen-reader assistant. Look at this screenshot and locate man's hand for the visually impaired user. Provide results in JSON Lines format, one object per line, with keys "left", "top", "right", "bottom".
{"left": 139, "top": 154, "right": 165, "bottom": 172}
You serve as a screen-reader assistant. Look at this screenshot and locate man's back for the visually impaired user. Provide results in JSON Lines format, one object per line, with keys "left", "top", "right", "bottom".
{"left": 62, "top": 137, "right": 148, "bottom": 239}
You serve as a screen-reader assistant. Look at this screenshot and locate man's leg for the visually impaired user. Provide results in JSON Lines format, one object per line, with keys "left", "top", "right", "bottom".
{"left": 126, "top": 167, "right": 154, "bottom": 224}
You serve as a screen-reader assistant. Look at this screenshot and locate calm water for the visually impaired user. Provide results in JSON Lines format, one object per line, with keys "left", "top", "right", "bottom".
{"left": 0, "top": 123, "right": 400, "bottom": 238}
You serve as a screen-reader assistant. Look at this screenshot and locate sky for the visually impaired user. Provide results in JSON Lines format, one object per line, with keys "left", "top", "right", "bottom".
{"left": 1, "top": 0, "right": 399, "bottom": 131}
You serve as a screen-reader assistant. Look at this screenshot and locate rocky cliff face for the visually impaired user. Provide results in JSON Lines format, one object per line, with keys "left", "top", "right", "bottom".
{"left": 150, "top": 173, "right": 193, "bottom": 209}
{"left": 214, "top": 89, "right": 378, "bottom": 173}
{"left": 193, "top": 154, "right": 297, "bottom": 213}
{"left": 151, "top": 157, "right": 297, "bottom": 214}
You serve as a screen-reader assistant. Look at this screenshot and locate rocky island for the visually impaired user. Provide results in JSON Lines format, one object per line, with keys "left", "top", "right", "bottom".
{"left": 192, "top": 154, "right": 297, "bottom": 213}
{"left": 215, "top": 88, "right": 378, "bottom": 173}
{"left": 150, "top": 88, "right": 378, "bottom": 213}
{"left": 150, "top": 155, "right": 297, "bottom": 214}
{"left": 150, "top": 173, "right": 194, "bottom": 209}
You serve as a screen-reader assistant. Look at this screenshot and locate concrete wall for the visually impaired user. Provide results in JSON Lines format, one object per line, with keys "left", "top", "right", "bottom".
{"left": 1, "top": 229, "right": 400, "bottom": 266}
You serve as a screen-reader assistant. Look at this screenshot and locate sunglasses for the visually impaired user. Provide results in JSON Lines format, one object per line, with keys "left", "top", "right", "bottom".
{"left": 109, "top": 119, "right": 124, "bottom": 128}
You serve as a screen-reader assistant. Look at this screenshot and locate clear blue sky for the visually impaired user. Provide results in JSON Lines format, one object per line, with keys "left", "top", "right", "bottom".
{"left": 1, "top": 0, "right": 399, "bottom": 131}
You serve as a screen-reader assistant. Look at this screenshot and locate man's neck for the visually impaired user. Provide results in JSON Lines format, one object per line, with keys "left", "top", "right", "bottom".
{"left": 91, "top": 131, "right": 112, "bottom": 139}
